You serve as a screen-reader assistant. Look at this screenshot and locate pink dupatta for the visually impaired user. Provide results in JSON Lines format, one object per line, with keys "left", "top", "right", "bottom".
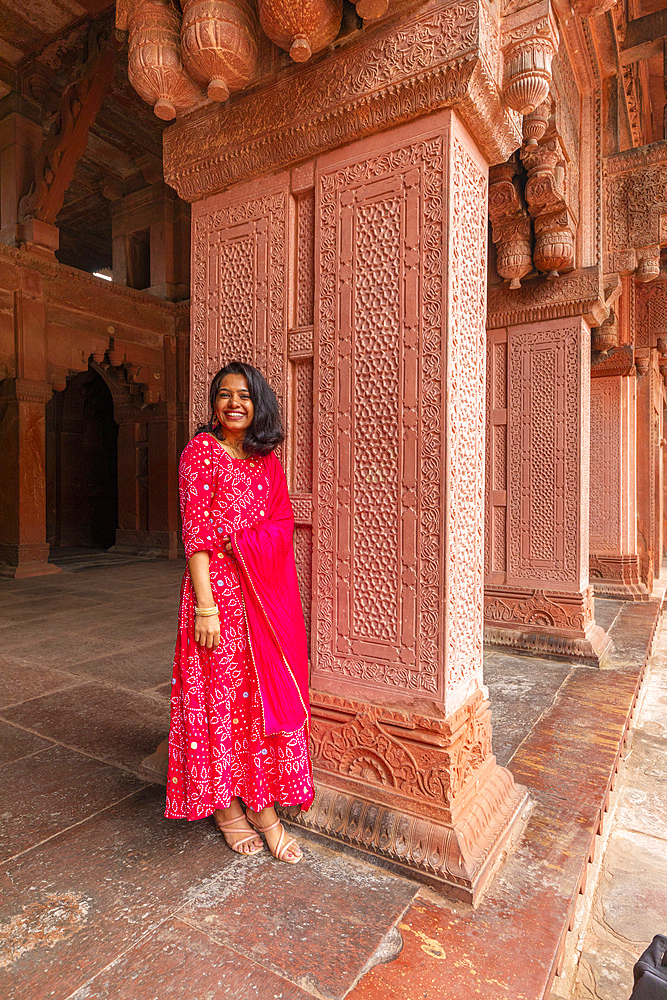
{"left": 230, "top": 452, "right": 310, "bottom": 738}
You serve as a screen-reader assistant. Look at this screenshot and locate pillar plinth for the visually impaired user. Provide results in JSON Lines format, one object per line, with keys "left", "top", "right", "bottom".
{"left": 485, "top": 316, "right": 612, "bottom": 664}
{"left": 589, "top": 374, "right": 648, "bottom": 600}
{"left": 0, "top": 378, "right": 60, "bottom": 578}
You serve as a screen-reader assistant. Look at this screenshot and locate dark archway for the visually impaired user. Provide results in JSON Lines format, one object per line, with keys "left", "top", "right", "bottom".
{"left": 46, "top": 368, "right": 119, "bottom": 551}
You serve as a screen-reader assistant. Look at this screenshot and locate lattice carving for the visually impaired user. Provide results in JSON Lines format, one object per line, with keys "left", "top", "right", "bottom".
{"left": 294, "top": 361, "right": 314, "bottom": 494}
{"left": 315, "top": 130, "right": 446, "bottom": 698}
{"left": 589, "top": 378, "right": 621, "bottom": 553}
{"left": 636, "top": 281, "right": 667, "bottom": 350}
{"left": 190, "top": 182, "right": 288, "bottom": 435}
{"left": 508, "top": 323, "right": 580, "bottom": 583}
{"left": 294, "top": 525, "right": 313, "bottom": 641}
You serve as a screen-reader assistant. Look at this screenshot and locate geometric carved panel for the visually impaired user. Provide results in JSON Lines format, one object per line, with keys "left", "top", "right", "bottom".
{"left": 507, "top": 322, "right": 584, "bottom": 585}
{"left": 589, "top": 377, "right": 621, "bottom": 554}
{"left": 314, "top": 111, "right": 487, "bottom": 709}
{"left": 190, "top": 176, "right": 289, "bottom": 435}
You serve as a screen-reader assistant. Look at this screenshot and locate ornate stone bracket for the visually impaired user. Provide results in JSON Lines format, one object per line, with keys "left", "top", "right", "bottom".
{"left": 500, "top": 0, "right": 559, "bottom": 115}
{"left": 489, "top": 156, "right": 533, "bottom": 288}
{"left": 18, "top": 40, "right": 116, "bottom": 229}
{"left": 520, "top": 128, "right": 576, "bottom": 277}
{"left": 605, "top": 140, "right": 667, "bottom": 281}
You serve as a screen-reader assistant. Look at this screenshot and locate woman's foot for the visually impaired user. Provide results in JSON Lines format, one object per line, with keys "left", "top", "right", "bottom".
{"left": 213, "top": 799, "right": 263, "bottom": 855}
{"left": 246, "top": 805, "right": 303, "bottom": 864}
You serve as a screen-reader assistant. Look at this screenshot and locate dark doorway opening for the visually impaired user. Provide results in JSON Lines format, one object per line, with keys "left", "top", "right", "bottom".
{"left": 46, "top": 368, "right": 119, "bottom": 551}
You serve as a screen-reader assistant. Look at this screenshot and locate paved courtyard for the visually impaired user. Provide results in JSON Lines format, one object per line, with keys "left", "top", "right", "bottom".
{"left": 0, "top": 555, "right": 663, "bottom": 999}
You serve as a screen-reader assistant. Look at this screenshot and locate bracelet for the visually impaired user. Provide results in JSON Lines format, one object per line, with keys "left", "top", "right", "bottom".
{"left": 195, "top": 605, "right": 219, "bottom": 617}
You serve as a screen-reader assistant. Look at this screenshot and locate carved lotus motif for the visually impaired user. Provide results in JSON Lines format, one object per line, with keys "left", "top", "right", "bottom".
{"left": 257, "top": 0, "right": 343, "bottom": 62}
{"left": 181, "top": 0, "right": 258, "bottom": 102}
{"left": 127, "top": 0, "right": 203, "bottom": 120}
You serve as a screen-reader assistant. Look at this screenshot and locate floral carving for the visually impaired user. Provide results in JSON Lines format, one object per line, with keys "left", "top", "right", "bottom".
{"left": 500, "top": 0, "right": 559, "bottom": 115}
{"left": 604, "top": 142, "right": 667, "bottom": 279}
{"left": 488, "top": 157, "right": 532, "bottom": 288}
{"left": 521, "top": 131, "right": 575, "bottom": 276}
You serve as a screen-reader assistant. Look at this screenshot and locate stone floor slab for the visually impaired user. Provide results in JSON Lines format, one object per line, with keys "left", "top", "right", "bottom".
{"left": 69, "top": 917, "right": 315, "bottom": 1000}
{"left": 181, "top": 831, "right": 418, "bottom": 1000}
{"left": 64, "top": 641, "right": 176, "bottom": 692}
{"left": 0, "top": 658, "right": 82, "bottom": 709}
{"left": 0, "top": 682, "right": 170, "bottom": 772}
{"left": 0, "top": 720, "right": 54, "bottom": 766}
{"left": 0, "top": 744, "right": 145, "bottom": 861}
{"left": 0, "top": 786, "right": 238, "bottom": 1000}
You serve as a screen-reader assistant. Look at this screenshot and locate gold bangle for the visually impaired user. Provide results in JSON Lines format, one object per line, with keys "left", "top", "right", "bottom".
{"left": 195, "top": 605, "right": 218, "bottom": 616}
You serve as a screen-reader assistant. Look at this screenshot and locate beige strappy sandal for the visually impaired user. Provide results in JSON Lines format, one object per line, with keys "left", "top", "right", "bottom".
{"left": 247, "top": 813, "right": 303, "bottom": 865}
{"left": 214, "top": 812, "right": 264, "bottom": 857}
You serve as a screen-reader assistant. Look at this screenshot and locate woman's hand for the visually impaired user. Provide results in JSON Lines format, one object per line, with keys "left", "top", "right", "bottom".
{"left": 195, "top": 612, "right": 220, "bottom": 649}
{"left": 221, "top": 535, "right": 234, "bottom": 556}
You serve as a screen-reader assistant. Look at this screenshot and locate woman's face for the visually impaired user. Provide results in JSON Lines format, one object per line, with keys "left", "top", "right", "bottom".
{"left": 214, "top": 373, "right": 254, "bottom": 435}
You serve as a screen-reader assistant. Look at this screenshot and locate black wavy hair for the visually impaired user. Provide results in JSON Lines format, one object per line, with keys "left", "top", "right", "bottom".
{"left": 194, "top": 361, "right": 284, "bottom": 457}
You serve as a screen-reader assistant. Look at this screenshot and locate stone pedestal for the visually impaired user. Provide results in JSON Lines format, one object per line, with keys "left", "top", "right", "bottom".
{"left": 589, "top": 374, "right": 647, "bottom": 599}
{"left": 0, "top": 378, "right": 59, "bottom": 577}
{"left": 485, "top": 316, "right": 612, "bottom": 664}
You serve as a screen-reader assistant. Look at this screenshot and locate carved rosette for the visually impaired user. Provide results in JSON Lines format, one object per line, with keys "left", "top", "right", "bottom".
{"left": 521, "top": 132, "right": 575, "bottom": 277}
{"left": 501, "top": 1, "right": 559, "bottom": 116}
{"left": 488, "top": 159, "right": 533, "bottom": 289}
{"left": 181, "top": 0, "right": 259, "bottom": 102}
{"left": 126, "top": 0, "right": 204, "bottom": 120}
{"left": 257, "top": 0, "right": 343, "bottom": 62}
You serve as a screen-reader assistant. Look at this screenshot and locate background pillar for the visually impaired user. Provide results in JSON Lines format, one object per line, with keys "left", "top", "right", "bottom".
{"left": 484, "top": 316, "right": 612, "bottom": 664}
{"left": 636, "top": 348, "right": 664, "bottom": 589}
{"left": 589, "top": 374, "right": 647, "bottom": 598}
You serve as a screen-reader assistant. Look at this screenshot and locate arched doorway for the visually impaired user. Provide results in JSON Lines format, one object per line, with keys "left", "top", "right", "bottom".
{"left": 46, "top": 369, "right": 119, "bottom": 551}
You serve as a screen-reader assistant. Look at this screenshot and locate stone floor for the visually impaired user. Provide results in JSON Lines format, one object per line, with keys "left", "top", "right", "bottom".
{"left": 0, "top": 555, "right": 662, "bottom": 1000}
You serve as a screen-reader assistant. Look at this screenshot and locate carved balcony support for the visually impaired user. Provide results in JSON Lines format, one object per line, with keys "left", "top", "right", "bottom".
{"left": 501, "top": 0, "right": 559, "bottom": 116}
{"left": 17, "top": 39, "right": 116, "bottom": 253}
{"left": 605, "top": 142, "right": 667, "bottom": 282}
{"left": 257, "top": 0, "right": 343, "bottom": 62}
{"left": 120, "top": 0, "right": 204, "bottom": 120}
{"left": 592, "top": 310, "right": 619, "bottom": 356}
{"left": 489, "top": 158, "right": 533, "bottom": 289}
{"left": 521, "top": 130, "right": 576, "bottom": 277}
{"left": 180, "top": 0, "right": 259, "bottom": 102}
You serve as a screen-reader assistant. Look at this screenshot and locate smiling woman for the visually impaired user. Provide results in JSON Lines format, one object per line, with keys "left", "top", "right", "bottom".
{"left": 165, "top": 361, "right": 313, "bottom": 865}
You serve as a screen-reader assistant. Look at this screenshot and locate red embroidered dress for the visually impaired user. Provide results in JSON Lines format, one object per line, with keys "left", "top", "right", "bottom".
{"left": 165, "top": 432, "right": 314, "bottom": 821}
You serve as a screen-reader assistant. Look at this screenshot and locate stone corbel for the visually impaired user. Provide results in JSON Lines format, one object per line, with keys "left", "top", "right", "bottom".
{"left": 521, "top": 129, "right": 576, "bottom": 277}
{"left": 17, "top": 38, "right": 116, "bottom": 252}
{"left": 488, "top": 158, "right": 533, "bottom": 288}
{"left": 604, "top": 143, "right": 667, "bottom": 282}
{"left": 501, "top": 0, "right": 559, "bottom": 116}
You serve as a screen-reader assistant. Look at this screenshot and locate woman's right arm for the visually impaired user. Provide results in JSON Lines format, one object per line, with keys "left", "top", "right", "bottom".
{"left": 179, "top": 437, "right": 220, "bottom": 650}
{"left": 188, "top": 551, "right": 220, "bottom": 649}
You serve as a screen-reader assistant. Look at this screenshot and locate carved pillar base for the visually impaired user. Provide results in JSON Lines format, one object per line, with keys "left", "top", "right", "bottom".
{"left": 484, "top": 585, "right": 612, "bottom": 664}
{"left": 283, "top": 690, "right": 529, "bottom": 905}
{"left": 111, "top": 528, "right": 178, "bottom": 558}
{"left": 589, "top": 554, "right": 649, "bottom": 601}
{"left": 0, "top": 542, "right": 60, "bottom": 579}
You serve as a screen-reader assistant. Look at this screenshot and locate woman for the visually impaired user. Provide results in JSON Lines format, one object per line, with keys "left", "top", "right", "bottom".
{"left": 165, "top": 362, "right": 313, "bottom": 864}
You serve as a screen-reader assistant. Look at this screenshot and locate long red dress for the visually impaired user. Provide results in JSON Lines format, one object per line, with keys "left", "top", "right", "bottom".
{"left": 165, "top": 432, "right": 314, "bottom": 821}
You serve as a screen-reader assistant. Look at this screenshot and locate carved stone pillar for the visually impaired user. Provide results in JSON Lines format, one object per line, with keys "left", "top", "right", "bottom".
{"left": 635, "top": 348, "right": 664, "bottom": 589}
{"left": 485, "top": 315, "right": 612, "bottom": 664}
{"left": 589, "top": 373, "right": 647, "bottom": 599}
{"left": 0, "top": 96, "right": 43, "bottom": 246}
{"left": 0, "top": 378, "right": 59, "bottom": 577}
{"left": 159, "top": 0, "right": 528, "bottom": 903}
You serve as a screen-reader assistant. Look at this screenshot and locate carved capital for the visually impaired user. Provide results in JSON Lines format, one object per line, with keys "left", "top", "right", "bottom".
{"left": 605, "top": 141, "right": 667, "bottom": 279}
{"left": 521, "top": 131, "right": 575, "bottom": 276}
{"left": 500, "top": 0, "right": 559, "bottom": 115}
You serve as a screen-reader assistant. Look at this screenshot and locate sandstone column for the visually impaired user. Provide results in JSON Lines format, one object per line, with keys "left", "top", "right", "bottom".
{"left": 589, "top": 372, "right": 647, "bottom": 599}
{"left": 635, "top": 347, "right": 664, "bottom": 589}
{"left": 485, "top": 314, "right": 612, "bottom": 664}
